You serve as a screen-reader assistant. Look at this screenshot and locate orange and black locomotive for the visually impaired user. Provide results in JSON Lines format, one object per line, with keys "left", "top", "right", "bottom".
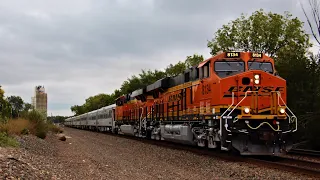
{"left": 113, "top": 52, "right": 297, "bottom": 155}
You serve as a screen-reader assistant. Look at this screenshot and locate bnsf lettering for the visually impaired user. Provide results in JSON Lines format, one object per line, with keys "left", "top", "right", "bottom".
{"left": 225, "top": 86, "right": 284, "bottom": 97}
{"left": 227, "top": 86, "right": 284, "bottom": 93}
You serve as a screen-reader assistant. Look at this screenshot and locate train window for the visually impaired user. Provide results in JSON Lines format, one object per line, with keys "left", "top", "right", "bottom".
{"left": 116, "top": 99, "right": 123, "bottom": 106}
{"left": 214, "top": 61, "right": 244, "bottom": 78}
{"left": 199, "top": 62, "right": 210, "bottom": 79}
{"left": 184, "top": 72, "right": 190, "bottom": 82}
{"left": 109, "top": 110, "right": 112, "bottom": 118}
{"left": 248, "top": 61, "right": 273, "bottom": 73}
{"left": 203, "top": 64, "right": 209, "bottom": 78}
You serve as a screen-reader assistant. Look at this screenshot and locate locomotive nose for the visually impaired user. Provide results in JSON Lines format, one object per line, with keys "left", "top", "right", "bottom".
{"left": 240, "top": 71, "right": 262, "bottom": 86}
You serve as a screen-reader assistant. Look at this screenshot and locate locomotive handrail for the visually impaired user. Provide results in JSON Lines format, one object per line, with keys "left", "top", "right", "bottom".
{"left": 275, "top": 91, "right": 298, "bottom": 133}
{"left": 139, "top": 107, "right": 151, "bottom": 136}
{"left": 139, "top": 107, "right": 144, "bottom": 135}
{"left": 224, "top": 91, "right": 257, "bottom": 132}
{"left": 245, "top": 121, "right": 280, "bottom": 131}
{"left": 219, "top": 92, "right": 235, "bottom": 135}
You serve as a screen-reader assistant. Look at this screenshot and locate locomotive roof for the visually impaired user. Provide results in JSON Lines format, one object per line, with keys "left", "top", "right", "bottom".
{"left": 115, "top": 51, "right": 273, "bottom": 101}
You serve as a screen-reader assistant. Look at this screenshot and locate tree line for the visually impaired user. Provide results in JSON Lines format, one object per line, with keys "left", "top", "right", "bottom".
{"left": 70, "top": 54, "right": 204, "bottom": 115}
{"left": 0, "top": 88, "right": 34, "bottom": 122}
{"left": 70, "top": 8, "right": 319, "bottom": 150}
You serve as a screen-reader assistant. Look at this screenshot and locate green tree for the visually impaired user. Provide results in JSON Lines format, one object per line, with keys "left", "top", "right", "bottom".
{"left": 7, "top": 96, "right": 24, "bottom": 118}
{"left": 207, "top": 9, "right": 311, "bottom": 57}
{"left": 47, "top": 115, "right": 67, "bottom": 124}
{"left": 23, "top": 103, "right": 33, "bottom": 112}
{"left": 185, "top": 54, "right": 204, "bottom": 67}
{"left": 139, "top": 69, "right": 166, "bottom": 87}
{"left": 0, "top": 87, "right": 11, "bottom": 121}
{"left": 70, "top": 105, "right": 86, "bottom": 115}
{"left": 113, "top": 89, "right": 122, "bottom": 99}
{"left": 120, "top": 75, "right": 143, "bottom": 95}
{"left": 165, "top": 61, "right": 187, "bottom": 77}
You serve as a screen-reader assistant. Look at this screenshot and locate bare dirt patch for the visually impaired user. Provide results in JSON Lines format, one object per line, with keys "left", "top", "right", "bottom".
{"left": 0, "top": 127, "right": 318, "bottom": 179}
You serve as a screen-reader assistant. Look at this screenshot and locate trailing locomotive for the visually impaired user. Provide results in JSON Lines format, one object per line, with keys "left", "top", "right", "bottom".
{"left": 65, "top": 52, "right": 297, "bottom": 156}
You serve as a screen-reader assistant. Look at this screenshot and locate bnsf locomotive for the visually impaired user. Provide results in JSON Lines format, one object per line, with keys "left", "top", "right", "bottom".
{"left": 65, "top": 52, "right": 297, "bottom": 156}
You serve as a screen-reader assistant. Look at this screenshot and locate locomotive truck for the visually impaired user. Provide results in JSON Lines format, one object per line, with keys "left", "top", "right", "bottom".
{"left": 65, "top": 51, "right": 297, "bottom": 156}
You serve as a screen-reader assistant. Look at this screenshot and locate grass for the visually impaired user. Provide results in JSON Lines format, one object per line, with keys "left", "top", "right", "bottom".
{"left": 0, "top": 118, "right": 34, "bottom": 136}
{"left": 0, "top": 132, "right": 19, "bottom": 147}
{"left": 0, "top": 110, "right": 48, "bottom": 139}
{"left": 0, "top": 110, "right": 64, "bottom": 147}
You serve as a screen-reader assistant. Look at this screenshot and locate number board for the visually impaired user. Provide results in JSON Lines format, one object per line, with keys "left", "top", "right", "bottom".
{"left": 226, "top": 52, "right": 240, "bottom": 58}
{"left": 251, "top": 52, "right": 263, "bottom": 58}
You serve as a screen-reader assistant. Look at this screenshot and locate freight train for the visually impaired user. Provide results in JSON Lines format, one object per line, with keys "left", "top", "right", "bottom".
{"left": 64, "top": 51, "right": 297, "bottom": 156}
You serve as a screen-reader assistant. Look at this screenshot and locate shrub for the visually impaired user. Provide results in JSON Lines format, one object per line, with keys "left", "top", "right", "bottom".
{"left": 23, "top": 110, "right": 48, "bottom": 139}
{"left": 35, "top": 121, "right": 48, "bottom": 139}
{"left": 25, "top": 110, "right": 45, "bottom": 124}
{"left": 0, "top": 110, "right": 50, "bottom": 140}
{"left": 48, "top": 123, "right": 63, "bottom": 134}
{"left": 0, "top": 132, "right": 19, "bottom": 147}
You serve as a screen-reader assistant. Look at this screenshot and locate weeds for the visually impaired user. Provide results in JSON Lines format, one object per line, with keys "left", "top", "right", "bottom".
{"left": 0, "top": 110, "right": 63, "bottom": 142}
{"left": 48, "top": 123, "right": 63, "bottom": 134}
{"left": 0, "top": 110, "right": 50, "bottom": 139}
{"left": 0, "top": 119, "right": 32, "bottom": 135}
{"left": 0, "top": 132, "right": 19, "bottom": 147}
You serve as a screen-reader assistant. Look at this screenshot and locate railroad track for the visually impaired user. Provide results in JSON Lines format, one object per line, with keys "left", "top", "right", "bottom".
{"left": 67, "top": 127, "right": 320, "bottom": 178}
{"left": 250, "top": 156, "right": 320, "bottom": 177}
{"left": 288, "top": 148, "right": 320, "bottom": 157}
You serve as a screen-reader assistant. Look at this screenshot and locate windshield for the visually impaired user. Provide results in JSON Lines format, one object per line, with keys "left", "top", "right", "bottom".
{"left": 248, "top": 61, "right": 273, "bottom": 73}
{"left": 214, "top": 61, "right": 245, "bottom": 78}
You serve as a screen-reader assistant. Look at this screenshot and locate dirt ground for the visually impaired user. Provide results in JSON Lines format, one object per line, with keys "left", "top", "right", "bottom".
{"left": 0, "top": 127, "right": 317, "bottom": 180}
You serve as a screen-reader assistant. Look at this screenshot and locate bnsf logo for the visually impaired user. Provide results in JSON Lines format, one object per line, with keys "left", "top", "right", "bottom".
{"left": 223, "top": 86, "right": 285, "bottom": 97}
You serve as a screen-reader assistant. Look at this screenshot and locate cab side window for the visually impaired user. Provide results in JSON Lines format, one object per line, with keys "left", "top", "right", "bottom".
{"left": 199, "top": 62, "right": 210, "bottom": 79}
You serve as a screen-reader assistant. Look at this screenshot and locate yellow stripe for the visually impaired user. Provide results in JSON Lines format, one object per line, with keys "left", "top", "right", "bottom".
{"left": 238, "top": 115, "right": 287, "bottom": 120}
{"left": 165, "top": 80, "right": 200, "bottom": 94}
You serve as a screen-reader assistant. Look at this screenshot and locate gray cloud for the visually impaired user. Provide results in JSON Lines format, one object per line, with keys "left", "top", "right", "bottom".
{"left": 0, "top": 0, "right": 316, "bottom": 116}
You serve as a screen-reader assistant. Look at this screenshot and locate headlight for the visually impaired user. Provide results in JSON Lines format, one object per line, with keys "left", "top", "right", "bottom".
{"left": 244, "top": 107, "right": 250, "bottom": 114}
{"left": 254, "top": 74, "right": 260, "bottom": 84}
{"left": 279, "top": 108, "right": 285, "bottom": 114}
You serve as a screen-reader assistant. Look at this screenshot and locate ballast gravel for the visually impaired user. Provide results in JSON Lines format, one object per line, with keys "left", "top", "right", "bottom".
{"left": 0, "top": 127, "right": 317, "bottom": 180}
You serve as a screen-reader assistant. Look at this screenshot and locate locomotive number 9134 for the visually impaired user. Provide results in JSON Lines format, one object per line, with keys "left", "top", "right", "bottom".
{"left": 65, "top": 51, "right": 297, "bottom": 156}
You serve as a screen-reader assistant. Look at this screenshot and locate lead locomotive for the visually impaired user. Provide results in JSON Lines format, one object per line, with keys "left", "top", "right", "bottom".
{"left": 65, "top": 52, "right": 297, "bottom": 156}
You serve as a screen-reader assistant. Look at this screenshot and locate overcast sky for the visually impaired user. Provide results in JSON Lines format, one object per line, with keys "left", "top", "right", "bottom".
{"left": 0, "top": 0, "right": 317, "bottom": 116}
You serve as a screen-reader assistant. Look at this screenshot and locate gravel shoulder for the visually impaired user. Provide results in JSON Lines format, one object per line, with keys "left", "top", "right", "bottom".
{"left": 0, "top": 127, "right": 318, "bottom": 180}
